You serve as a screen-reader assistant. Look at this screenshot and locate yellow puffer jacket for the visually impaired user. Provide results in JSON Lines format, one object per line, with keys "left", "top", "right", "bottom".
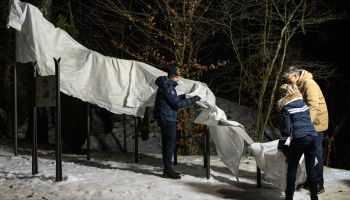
{"left": 297, "top": 70, "right": 328, "bottom": 132}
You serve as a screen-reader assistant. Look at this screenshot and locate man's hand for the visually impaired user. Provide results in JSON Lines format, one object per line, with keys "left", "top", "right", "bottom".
{"left": 193, "top": 95, "right": 201, "bottom": 102}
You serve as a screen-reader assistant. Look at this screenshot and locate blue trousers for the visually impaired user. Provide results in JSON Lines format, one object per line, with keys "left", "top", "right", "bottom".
{"left": 286, "top": 135, "right": 318, "bottom": 200}
{"left": 315, "top": 132, "right": 324, "bottom": 186}
{"left": 157, "top": 118, "right": 177, "bottom": 170}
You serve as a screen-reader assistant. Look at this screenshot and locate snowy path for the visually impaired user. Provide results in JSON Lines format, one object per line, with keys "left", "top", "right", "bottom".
{"left": 0, "top": 142, "right": 349, "bottom": 200}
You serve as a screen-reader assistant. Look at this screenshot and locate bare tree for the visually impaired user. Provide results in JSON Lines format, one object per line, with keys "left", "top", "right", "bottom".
{"left": 76, "top": 0, "right": 216, "bottom": 79}
{"left": 71, "top": 0, "right": 220, "bottom": 154}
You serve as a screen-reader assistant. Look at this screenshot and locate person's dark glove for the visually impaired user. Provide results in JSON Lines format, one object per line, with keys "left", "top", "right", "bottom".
{"left": 278, "top": 138, "right": 289, "bottom": 160}
{"left": 277, "top": 138, "right": 287, "bottom": 150}
{"left": 281, "top": 146, "right": 289, "bottom": 160}
{"left": 193, "top": 95, "right": 201, "bottom": 102}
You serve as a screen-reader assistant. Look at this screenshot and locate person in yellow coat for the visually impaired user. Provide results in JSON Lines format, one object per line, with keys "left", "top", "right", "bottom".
{"left": 283, "top": 66, "right": 328, "bottom": 194}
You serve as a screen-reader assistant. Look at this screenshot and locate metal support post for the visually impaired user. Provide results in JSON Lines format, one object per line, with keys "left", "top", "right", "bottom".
{"left": 203, "top": 128, "right": 207, "bottom": 169}
{"left": 257, "top": 167, "right": 262, "bottom": 188}
{"left": 87, "top": 103, "right": 91, "bottom": 160}
{"left": 13, "top": 63, "right": 18, "bottom": 156}
{"left": 54, "top": 58, "right": 62, "bottom": 182}
{"left": 174, "top": 132, "right": 178, "bottom": 166}
{"left": 13, "top": 30, "right": 18, "bottom": 156}
{"left": 204, "top": 126, "right": 210, "bottom": 179}
{"left": 134, "top": 116, "right": 138, "bottom": 163}
{"left": 32, "top": 62, "right": 38, "bottom": 175}
{"left": 123, "top": 114, "right": 127, "bottom": 152}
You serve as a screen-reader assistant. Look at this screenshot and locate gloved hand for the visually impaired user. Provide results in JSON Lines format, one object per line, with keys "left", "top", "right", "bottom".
{"left": 281, "top": 146, "right": 289, "bottom": 160}
{"left": 193, "top": 95, "right": 201, "bottom": 102}
{"left": 277, "top": 138, "right": 287, "bottom": 150}
{"left": 278, "top": 138, "right": 289, "bottom": 160}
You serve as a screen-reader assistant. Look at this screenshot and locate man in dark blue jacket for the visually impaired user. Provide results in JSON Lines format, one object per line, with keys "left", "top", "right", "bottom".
{"left": 154, "top": 65, "right": 200, "bottom": 179}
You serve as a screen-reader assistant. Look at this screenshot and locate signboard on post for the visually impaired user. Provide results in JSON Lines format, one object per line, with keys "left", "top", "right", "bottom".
{"left": 36, "top": 75, "right": 56, "bottom": 107}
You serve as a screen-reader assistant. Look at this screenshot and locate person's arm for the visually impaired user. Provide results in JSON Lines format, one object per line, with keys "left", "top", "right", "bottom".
{"left": 280, "top": 107, "right": 291, "bottom": 138}
{"left": 159, "top": 86, "right": 199, "bottom": 109}
{"left": 304, "top": 80, "right": 320, "bottom": 123}
{"left": 278, "top": 107, "right": 291, "bottom": 153}
{"left": 179, "top": 94, "right": 186, "bottom": 99}
{"left": 173, "top": 95, "right": 200, "bottom": 109}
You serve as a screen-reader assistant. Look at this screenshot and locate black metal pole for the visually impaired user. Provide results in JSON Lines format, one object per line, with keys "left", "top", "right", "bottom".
{"left": 134, "top": 116, "right": 138, "bottom": 163}
{"left": 110, "top": 132, "right": 126, "bottom": 153}
{"left": 87, "top": 103, "right": 90, "bottom": 160}
{"left": 54, "top": 58, "right": 62, "bottom": 182}
{"left": 32, "top": 62, "right": 38, "bottom": 175}
{"left": 13, "top": 29, "right": 18, "bottom": 156}
{"left": 13, "top": 63, "right": 18, "bottom": 156}
{"left": 257, "top": 167, "right": 262, "bottom": 188}
{"left": 205, "top": 126, "right": 210, "bottom": 179}
{"left": 123, "top": 114, "right": 127, "bottom": 152}
{"left": 203, "top": 127, "right": 207, "bottom": 169}
{"left": 173, "top": 132, "right": 178, "bottom": 166}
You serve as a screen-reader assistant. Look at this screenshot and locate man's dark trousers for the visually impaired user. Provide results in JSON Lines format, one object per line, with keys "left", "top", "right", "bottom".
{"left": 315, "top": 132, "right": 324, "bottom": 187}
{"left": 158, "top": 119, "right": 177, "bottom": 170}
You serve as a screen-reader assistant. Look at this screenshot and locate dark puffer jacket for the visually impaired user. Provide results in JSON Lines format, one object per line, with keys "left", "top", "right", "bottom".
{"left": 153, "top": 76, "right": 198, "bottom": 122}
{"left": 279, "top": 94, "right": 317, "bottom": 139}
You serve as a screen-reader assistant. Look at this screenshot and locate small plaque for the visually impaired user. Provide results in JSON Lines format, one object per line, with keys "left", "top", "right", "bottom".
{"left": 36, "top": 75, "right": 56, "bottom": 107}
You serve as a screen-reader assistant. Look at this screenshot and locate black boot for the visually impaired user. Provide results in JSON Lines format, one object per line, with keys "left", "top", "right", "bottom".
{"left": 317, "top": 185, "right": 325, "bottom": 194}
{"left": 163, "top": 169, "right": 181, "bottom": 179}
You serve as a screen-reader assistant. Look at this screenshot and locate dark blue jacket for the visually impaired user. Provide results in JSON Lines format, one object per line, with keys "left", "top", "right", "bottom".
{"left": 154, "top": 76, "right": 197, "bottom": 122}
{"left": 280, "top": 97, "right": 317, "bottom": 139}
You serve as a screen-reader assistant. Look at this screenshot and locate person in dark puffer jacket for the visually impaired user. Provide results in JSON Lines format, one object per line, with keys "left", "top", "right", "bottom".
{"left": 154, "top": 65, "right": 200, "bottom": 179}
{"left": 277, "top": 84, "right": 318, "bottom": 200}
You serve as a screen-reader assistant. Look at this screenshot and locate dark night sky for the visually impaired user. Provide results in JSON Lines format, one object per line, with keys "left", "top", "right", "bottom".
{"left": 302, "top": 18, "right": 350, "bottom": 114}
{"left": 302, "top": 18, "right": 350, "bottom": 99}
{"left": 301, "top": 17, "right": 350, "bottom": 168}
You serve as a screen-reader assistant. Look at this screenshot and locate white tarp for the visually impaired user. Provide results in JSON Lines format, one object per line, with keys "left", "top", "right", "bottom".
{"left": 8, "top": 0, "right": 309, "bottom": 189}
{"left": 7, "top": 0, "right": 253, "bottom": 178}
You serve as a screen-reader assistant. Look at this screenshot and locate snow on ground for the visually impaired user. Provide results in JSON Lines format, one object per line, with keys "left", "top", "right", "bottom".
{"left": 0, "top": 141, "right": 349, "bottom": 200}
{"left": 1, "top": 97, "right": 349, "bottom": 200}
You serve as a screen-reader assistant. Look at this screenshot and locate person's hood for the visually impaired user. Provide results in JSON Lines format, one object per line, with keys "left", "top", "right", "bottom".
{"left": 298, "top": 70, "right": 313, "bottom": 83}
{"left": 155, "top": 76, "right": 178, "bottom": 90}
{"left": 277, "top": 93, "right": 303, "bottom": 111}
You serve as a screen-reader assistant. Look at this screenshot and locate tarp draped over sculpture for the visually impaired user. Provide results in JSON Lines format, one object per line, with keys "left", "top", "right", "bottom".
{"left": 7, "top": 0, "right": 253, "bottom": 178}
{"left": 8, "top": 0, "right": 309, "bottom": 190}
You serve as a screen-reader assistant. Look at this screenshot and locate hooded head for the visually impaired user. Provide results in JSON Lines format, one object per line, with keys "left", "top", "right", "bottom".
{"left": 167, "top": 65, "right": 178, "bottom": 78}
{"left": 279, "top": 83, "right": 300, "bottom": 97}
{"left": 277, "top": 83, "right": 302, "bottom": 110}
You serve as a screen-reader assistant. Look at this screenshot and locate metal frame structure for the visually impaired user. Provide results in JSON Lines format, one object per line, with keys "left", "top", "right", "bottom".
{"left": 13, "top": 62, "right": 254, "bottom": 182}
{"left": 32, "top": 62, "right": 38, "bottom": 175}
{"left": 13, "top": 58, "right": 63, "bottom": 181}
{"left": 13, "top": 62, "right": 18, "bottom": 156}
{"left": 203, "top": 126, "right": 210, "bottom": 179}
{"left": 54, "top": 58, "right": 62, "bottom": 181}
